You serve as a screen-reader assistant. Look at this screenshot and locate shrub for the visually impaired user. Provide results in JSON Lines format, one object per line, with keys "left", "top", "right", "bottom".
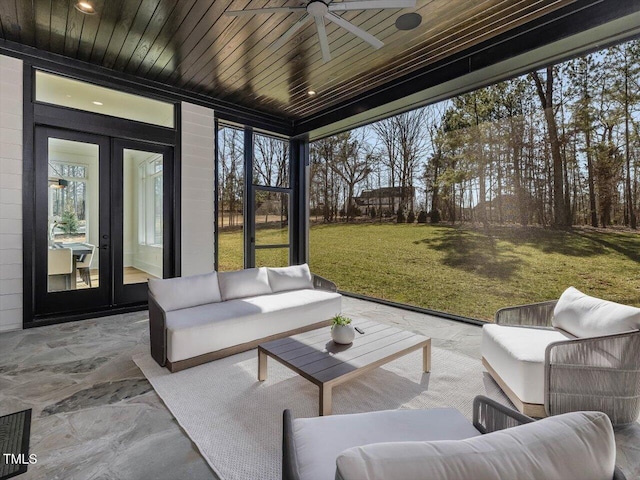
{"left": 417, "top": 210, "right": 428, "bottom": 223}
{"left": 396, "top": 206, "right": 405, "bottom": 223}
{"left": 430, "top": 209, "right": 441, "bottom": 224}
{"left": 407, "top": 210, "right": 416, "bottom": 224}
{"left": 369, "top": 207, "right": 376, "bottom": 219}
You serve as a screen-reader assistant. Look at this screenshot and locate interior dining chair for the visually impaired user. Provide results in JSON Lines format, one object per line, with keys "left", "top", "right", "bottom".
{"left": 48, "top": 248, "right": 73, "bottom": 290}
{"left": 76, "top": 244, "right": 96, "bottom": 287}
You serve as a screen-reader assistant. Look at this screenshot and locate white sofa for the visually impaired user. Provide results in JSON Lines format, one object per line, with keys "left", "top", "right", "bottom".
{"left": 148, "top": 264, "right": 341, "bottom": 372}
{"left": 482, "top": 287, "right": 640, "bottom": 423}
{"left": 283, "top": 396, "right": 626, "bottom": 480}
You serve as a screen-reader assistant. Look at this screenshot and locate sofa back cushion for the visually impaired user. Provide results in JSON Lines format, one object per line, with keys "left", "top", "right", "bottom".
{"left": 553, "top": 286, "right": 640, "bottom": 337}
{"left": 148, "top": 271, "right": 221, "bottom": 312}
{"left": 335, "top": 411, "right": 615, "bottom": 480}
{"left": 218, "top": 267, "right": 272, "bottom": 301}
{"left": 267, "top": 264, "right": 313, "bottom": 293}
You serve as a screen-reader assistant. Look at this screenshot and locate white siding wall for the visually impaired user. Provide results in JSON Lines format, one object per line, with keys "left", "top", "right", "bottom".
{"left": 180, "top": 102, "right": 215, "bottom": 276}
{"left": 0, "top": 55, "right": 23, "bottom": 332}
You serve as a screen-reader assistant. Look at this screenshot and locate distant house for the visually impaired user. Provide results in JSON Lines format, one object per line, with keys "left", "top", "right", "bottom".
{"left": 354, "top": 187, "right": 416, "bottom": 215}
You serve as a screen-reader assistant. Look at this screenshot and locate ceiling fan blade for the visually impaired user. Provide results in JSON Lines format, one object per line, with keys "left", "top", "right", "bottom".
{"left": 225, "top": 7, "right": 305, "bottom": 16}
{"left": 325, "top": 12, "right": 384, "bottom": 49}
{"left": 314, "top": 16, "right": 332, "bottom": 63}
{"left": 328, "top": 0, "right": 416, "bottom": 11}
{"left": 272, "top": 14, "right": 313, "bottom": 51}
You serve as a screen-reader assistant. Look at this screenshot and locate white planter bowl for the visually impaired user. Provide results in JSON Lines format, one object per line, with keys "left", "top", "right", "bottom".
{"left": 331, "top": 324, "right": 355, "bottom": 345}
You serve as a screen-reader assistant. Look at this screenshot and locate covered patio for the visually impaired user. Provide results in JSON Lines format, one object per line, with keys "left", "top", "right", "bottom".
{"left": 1, "top": 297, "right": 636, "bottom": 479}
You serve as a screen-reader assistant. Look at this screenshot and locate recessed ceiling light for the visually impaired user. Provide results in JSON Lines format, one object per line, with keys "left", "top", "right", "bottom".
{"left": 75, "top": 1, "right": 96, "bottom": 14}
{"left": 92, "top": 101, "right": 103, "bottom": 106}
{"left": 307, "top": 90, "right": 317, "bottom": 96}
{"left": 395, "top": 12, "right": 422, "bottom": 31}
{"left": 66, "top": 94, "right": 72, "bottom": 98}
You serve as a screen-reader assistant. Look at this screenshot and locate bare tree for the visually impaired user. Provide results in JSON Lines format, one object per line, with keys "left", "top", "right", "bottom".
{"left": 531, "top": 67, "right": 570, "bottom": 226}
{"left": 330, "top": 130, "right": 373, "bottom": 222}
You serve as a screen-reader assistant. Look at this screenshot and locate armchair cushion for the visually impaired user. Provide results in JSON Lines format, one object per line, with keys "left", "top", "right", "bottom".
{"left": 217, "top": 267, "right": 272, "bottom": 301}
{"left": 482, "top": 324, "right": 570, "bottom": 404}
{"left": 294, "top": 408, "right": 480, "bottom": 480}
{"left": 553, "top": 287, "right": 640, "bottom": 338}
{"left": 336, "top": 411, "right": 616, "bottom": 480}
{"left": 148, "top": 271, "right": 221, "bottom": 312}
{"left": 267, "top": 264, "right": 313, "bottom": 293}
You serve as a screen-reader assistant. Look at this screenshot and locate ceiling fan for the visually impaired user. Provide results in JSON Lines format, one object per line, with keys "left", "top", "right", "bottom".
{"left": 225, "top": 1, "right": 417, "bottom": 63}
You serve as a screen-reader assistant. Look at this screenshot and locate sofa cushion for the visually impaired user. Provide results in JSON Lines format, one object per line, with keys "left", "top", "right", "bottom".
{"left": 148, "top": 271, "right": 221, "bottom": 312}
{"left": 553, "top": 286, "right": 640, "bottom": 337}
{"left": 294, "top": 408, "right": 480, "bottom": 480}
{"left": 336, "top": 411, "right": 615, "bottom": 480}
{"left": 217, "top": 267, "right": 272, "bottom": 301}
{"left": 482, "top": 324, "right": 570, "bottom": 404}
{"left": 166, "top": 289, "right": 341, "bottom": 362}
{"left": 267, "top": 264, "right": 313, "bottom": 293}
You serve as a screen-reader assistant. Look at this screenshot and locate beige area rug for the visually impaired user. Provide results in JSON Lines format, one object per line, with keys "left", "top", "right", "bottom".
{"left": 133, "top": 346, "right": 510, "bottom": 480}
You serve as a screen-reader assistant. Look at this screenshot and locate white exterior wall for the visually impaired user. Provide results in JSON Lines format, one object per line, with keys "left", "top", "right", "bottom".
{"left": 180, "top": 102, "right": 215, "bottom": 276}
{"left": 0, "top": 55, "right": 23, "bottom": 332}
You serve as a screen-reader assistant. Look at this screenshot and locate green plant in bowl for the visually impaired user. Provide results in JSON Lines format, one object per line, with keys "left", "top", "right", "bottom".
{"left": 331, "top": 314, "right": 352, "bottom": 328}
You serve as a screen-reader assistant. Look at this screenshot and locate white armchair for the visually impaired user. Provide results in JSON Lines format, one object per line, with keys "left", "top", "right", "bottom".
{"left": 482, "top": 287, "right": 640, "bottom": 425}
{"left": 283, "top": 396, "right": 626, "bottom": 480}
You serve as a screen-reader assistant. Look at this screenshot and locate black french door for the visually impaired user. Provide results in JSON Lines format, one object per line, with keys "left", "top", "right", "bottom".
{"left": 34, "top": 127, "right": 174, "bottom": 317}
{"left": 34, "top": 127, "right": 111, "bottom": 315}
{"left": 112, "top": 139, "right": 174, "bottom": 305}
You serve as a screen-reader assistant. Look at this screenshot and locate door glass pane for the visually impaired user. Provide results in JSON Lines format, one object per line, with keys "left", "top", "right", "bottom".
{"left": 255, "top": 191, "right": 289, "bottom": 246}
{"left": 256, "top": 248, "right": 289, "bottom": 268}
{"left": 47, "top": 138, "right": 99, "bottom": 291}
{"left": 217, "top": 125, "right": 244, "bottom": 271}
{"left": 253, "top": 133, "right": 289, "bottom": 187}
{"left": 123, "top": 149, "right": 163, "bottom": 284}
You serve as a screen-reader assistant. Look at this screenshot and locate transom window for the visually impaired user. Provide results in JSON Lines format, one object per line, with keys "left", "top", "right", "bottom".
{"left": 35, "top": 71, "right": 175, "bottom": 128}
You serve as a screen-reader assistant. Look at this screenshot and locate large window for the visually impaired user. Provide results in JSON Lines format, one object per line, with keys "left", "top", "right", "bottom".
{"left": 309, "top": 39, "right": 640, "bottom": 321}
{"left": 217, "top": 125, "right": 245, "bottom": 271}
{"left": 253, "top": 133, "right": 291, "bottom": 268}
{"left": 216, "top": 126, "right": 293, "bottom": 270}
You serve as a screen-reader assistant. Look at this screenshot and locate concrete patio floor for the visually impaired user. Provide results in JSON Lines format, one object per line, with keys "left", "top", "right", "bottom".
{"left": 0, "top": 296, "right": 638, "bottom": 479}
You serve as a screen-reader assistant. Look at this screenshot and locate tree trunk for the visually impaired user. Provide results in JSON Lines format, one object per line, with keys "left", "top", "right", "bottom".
{"left": 532, "top": 68, "right": 568, "bottom": 226}
{"left": 585, "top": 128, "right": 598, "bottom": 227}
{"left": 624, "top": 61, "right": 637, "bottom": 229}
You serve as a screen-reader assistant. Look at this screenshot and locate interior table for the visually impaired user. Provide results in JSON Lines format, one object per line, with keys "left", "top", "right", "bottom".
{"left": 258, "top": 319, "right": 431, "bottom": 415}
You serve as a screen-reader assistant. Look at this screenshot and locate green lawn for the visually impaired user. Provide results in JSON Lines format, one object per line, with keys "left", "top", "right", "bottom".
{"left": 218, "top": 223, "right": 640, "bottom": 321}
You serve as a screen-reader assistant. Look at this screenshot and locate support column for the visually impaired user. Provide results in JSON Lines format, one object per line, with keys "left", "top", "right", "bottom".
{"left": 290, "top": 136, "right": 309, "bottom": 265}
{"left": 244, "top": 127, "right": 255, "bottom": 268}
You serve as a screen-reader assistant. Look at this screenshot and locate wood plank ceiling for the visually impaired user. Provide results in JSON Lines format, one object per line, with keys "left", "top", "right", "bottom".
{"left": 0, "top": 0, "right": 577, "bottom": 121}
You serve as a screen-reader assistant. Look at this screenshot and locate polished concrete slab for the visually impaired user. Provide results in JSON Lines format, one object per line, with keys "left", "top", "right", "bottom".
{"left": 0, "top": 297, "right": 637, "bottom": 479}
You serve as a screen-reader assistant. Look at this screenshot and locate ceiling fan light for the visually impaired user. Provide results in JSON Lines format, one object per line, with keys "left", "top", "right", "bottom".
{"left": 395, "top": 12, "right": 422, "bottom": 31}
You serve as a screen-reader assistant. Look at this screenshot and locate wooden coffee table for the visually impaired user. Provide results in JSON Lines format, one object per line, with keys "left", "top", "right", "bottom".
{"left": 258, "top": 319, "right": 431, "bottom": 415}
